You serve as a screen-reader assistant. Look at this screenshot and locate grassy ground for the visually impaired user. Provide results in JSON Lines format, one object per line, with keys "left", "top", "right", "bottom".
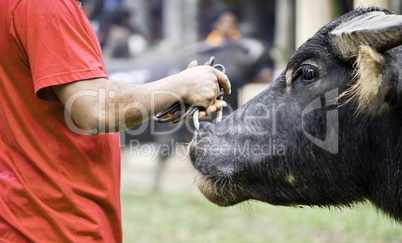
{"left": 121, "top": 190, "right": 402, "bottom": 243}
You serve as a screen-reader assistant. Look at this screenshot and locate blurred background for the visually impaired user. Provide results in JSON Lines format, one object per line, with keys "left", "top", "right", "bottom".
{"left": 80, "top": 0, "right": 402, "bottom": 242}
{"left": 81, "top": 0, "right": 402, "bottom": 69}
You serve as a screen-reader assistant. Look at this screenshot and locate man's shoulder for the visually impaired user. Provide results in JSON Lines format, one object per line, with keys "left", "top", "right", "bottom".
{"left": 9, "top": 0, "right": 87, "bottom": 31}
{"left": 10, "top": 0, "right": 83, "bottom": 15}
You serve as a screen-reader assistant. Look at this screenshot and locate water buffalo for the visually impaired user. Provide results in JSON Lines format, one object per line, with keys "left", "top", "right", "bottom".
{"left": 189, "top": 7, "right": 402, "bottom": 222}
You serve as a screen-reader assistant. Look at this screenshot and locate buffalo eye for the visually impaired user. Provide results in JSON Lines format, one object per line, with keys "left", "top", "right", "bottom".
{"left": 295, "top": 65, "right": 318, "bottom": 84}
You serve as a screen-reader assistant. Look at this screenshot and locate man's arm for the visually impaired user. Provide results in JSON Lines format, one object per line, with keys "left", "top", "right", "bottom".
{"left": 51, "top": 61, "right": 230, "bottom": 134}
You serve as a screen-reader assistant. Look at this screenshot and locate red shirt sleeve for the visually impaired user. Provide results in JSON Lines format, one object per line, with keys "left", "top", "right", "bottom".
{"left": 10, "top": 0, "right": 107, "bottom": 100}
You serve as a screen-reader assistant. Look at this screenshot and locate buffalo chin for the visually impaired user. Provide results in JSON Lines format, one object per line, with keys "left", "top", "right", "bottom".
{"left": 194, "top": 172, "right": 250, "bottom": 207}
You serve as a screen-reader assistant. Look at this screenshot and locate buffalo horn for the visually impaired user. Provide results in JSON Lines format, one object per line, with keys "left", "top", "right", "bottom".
{"left": 329, "top": 11, "right": 402, "bottom": 60}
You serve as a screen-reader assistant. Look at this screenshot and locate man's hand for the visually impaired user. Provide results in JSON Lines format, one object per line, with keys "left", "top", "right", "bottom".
{"left": 179, "top": 60, "right": 230, "bottom": 119}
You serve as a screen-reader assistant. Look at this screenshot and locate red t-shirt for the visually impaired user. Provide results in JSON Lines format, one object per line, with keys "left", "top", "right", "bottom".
{"left": 0, "top": 0, "right": 122, "bottom": 242}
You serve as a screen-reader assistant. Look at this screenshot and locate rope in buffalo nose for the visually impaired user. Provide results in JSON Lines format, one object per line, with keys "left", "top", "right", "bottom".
{"left": 153, "top": 56, "right": 225, "bottom": 130}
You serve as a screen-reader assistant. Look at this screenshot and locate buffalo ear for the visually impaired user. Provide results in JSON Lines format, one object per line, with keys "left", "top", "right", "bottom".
{"left": 340, "top": 46, "right": 394, "bottom": 116}
{"left": 332, "top": 10, "right": 402, "bottom": 115}
{"left": 329, "top": 11, "right": 402, "bottom": 61}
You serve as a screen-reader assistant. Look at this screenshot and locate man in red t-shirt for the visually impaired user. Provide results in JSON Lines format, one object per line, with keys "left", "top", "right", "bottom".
{"left": 0, "top": 0, "right": 230, "bottom": 242}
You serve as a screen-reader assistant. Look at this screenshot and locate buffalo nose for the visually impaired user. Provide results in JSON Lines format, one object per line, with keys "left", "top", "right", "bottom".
{"left": 195, "top": 122, "right": 212, "bottom": 141}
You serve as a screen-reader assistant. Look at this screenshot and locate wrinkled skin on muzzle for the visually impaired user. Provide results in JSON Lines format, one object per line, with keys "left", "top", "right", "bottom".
{"left": 189, "top": 7, "right": 402, "bottom": 222}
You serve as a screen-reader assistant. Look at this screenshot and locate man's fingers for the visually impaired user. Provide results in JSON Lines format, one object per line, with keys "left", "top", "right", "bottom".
{"left": 213, "top": 100, "right": 227, "bottom": 110}
{"left": 214, "top": 70, "right": 231, "bottom": 94}
{"left": 198, "top": 111, "right": 207, "bottom": 119}
{"left": 205, "top": 100, "right": 227, "bottom": 115}
{"left": 187, "top": 60, "right": 198, "bottom": 69}
{"left": 206, "top": 105, "right": 217, "bottom": 115}
{"left": 192, "top": 100, "right": 227, "bottom": 120}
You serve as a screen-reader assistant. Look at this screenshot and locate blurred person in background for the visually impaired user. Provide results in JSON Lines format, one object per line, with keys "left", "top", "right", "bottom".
{"left": 0, "top": 0, "right": 230, "bottom": 242}
{"left": 104, "top": 8, "right": 149, "bottom": 58}
{"left": 203, "top": 3, "right": 274, "bottom": 108}
{"left": 205, "top": 4, "right": 242, "bottom": 47}
{"left": 82, "top": 0, "right": 148, "bottom": 58}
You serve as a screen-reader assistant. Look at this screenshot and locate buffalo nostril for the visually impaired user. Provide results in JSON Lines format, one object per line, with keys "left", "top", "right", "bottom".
{"left": 199, "top": 121, "right": 212, "bottom": 131}
{"left": 196, "top": 122, "right": 212, "bottom": 141}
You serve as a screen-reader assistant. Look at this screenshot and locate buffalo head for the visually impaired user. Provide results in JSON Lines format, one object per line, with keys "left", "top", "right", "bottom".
{"left": 189, "top": 7, "right": 402, "bottom": 221}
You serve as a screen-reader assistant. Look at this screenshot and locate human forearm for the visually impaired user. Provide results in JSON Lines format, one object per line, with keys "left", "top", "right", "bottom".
{"left": 52, "top": 62, "right": 230, "bottom": 134}
{"left": 53, "top": 76, "right": 186, "bottom": 134}
{"left": 105, "top": 75, "right": 191, "bottom": 132}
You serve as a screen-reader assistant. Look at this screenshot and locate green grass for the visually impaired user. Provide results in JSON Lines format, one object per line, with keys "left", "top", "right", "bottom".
{"left": 121, "top": 190, "right": 402, "bottom": 243}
